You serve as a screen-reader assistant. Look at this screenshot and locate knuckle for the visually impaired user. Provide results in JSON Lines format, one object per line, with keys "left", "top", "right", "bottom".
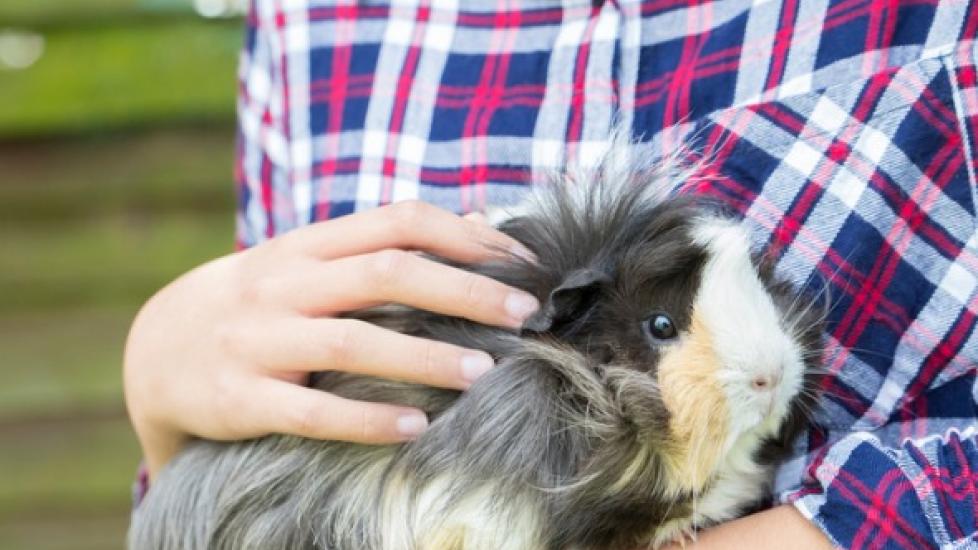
{"left": 463, "top": 217, "right": 506, "bottom": 255}
{"left": 236, "top": 277, "right": 260, "bottom": 303}
{"left": 288, "top": 398, "right": 321, "bottom": 436}
{"left": 240, "top": 275, "right": 280, "bottom": 304}
{"left": 357, "top": 406, "right": 373, "bottom": 442}
{"left": 389, "top": 200, "right": 430, "bottom": 230}
{"left": 461, "top": 215, "right": 486, "bottom": 244}
{"left": 322, "top": 321, "right": 361, "bottom": 366}
{"left": 213, "top": 322, "right": 240, "bottom": 353}
{"left": 265, "top": 232, "right": 296, "bottom": 257}
{"left": 211, "top": 373, "right": 242, "bottom": 432}
{"left": 462, "top": 273, "right": 491, "bottom": 308}
{"left": 419, "top": 340, "right": 441, "bottom": 382}
{"left": 366, "top": 249, "right": 410, "bottom": 290}
{"left": 213, "top": 320, "right": 262, "bottom": 361}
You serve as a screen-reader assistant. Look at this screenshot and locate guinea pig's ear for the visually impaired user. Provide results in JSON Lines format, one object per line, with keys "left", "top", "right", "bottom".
{"left": 523, "top": 268, "right": 611, "bottom": 334}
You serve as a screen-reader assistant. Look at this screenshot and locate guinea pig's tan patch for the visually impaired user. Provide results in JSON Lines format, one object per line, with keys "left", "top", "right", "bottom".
{"left": 656, "top": 311, "right": 729, "bottom": 494}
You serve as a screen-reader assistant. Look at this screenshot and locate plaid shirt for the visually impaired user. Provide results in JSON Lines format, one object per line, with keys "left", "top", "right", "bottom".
{"left": 235, "top": 0, "right": 978, "bottom": 548}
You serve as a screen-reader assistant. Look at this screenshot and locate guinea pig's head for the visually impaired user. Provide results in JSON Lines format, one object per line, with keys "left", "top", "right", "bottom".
{"left": 498, "top": 172, "right": 824, "bottom": 494}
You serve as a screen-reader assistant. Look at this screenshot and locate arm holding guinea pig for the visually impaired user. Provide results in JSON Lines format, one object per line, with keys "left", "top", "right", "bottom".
{"left": 661, "top": 506, "right": 835, "bottom": 550}
{"left": 123, "top": 201, "right": 540, "bottom": 478}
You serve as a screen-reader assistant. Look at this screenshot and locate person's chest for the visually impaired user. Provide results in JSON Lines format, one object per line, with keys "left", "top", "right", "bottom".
{"left": 250, "top": 0, "right": 978, "bottom": 469}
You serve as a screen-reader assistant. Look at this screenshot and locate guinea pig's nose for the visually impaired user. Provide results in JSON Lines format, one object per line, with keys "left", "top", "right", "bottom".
{"left": 751, "top": 372, "right": 781, "bottom": 392}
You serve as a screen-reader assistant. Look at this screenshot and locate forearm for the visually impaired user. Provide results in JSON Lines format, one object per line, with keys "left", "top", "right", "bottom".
{"left": 662, "top": 506, "right": 836, "bottom": 550}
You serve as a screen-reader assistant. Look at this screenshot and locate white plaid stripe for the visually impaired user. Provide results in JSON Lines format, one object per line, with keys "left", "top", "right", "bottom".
{"left": 732, "top": 0, "right": 782, "bottom": 105}
{"left": 394, "top": 3, "right": 457, "bottom": 203}
{"left": 530, "top": 6, "right": 589, "bottom": 173}
{"left": 573, "top": 1, "right": 619, "bottom": 167}
{"left": 779, "top": 0, "right": 829, "bottom": 98}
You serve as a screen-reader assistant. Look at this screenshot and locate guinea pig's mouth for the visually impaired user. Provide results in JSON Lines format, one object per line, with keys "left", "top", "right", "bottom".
{"left": 759, "top": 375, "right": 807, "bottom": 431}
{"left": 758, "top": 393, "right": 778, "bottom": 419}
{"left": 718, "top": 370, "right": 799, "bottom": 436}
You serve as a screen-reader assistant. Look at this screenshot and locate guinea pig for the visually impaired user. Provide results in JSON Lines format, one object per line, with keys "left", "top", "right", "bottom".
{"left": 128, "top": 146, "right": 824, "bottom": 550}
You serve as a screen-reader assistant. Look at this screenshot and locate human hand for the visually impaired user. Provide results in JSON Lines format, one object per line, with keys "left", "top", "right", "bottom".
{"left": 123, "top": 201, "right": 540, "bottom": 477}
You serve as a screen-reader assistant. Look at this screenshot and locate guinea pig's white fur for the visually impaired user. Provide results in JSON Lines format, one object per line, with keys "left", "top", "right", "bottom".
{"left": 129, "top": 142, "right": 824, "bottom": 550}
{"left": 649, "top": 219, "right": 810, "bottom": 546}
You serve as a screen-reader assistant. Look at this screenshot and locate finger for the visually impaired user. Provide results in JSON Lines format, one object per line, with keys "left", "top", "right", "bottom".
{"left": 285, "top": 200, "right": 533, "bottom": 263}
{"left": 463, "top": 212, "right": 489, "bottom": 225}
{"left": 257, "top": 379, "right": 429, "bottom": 444}
{"left": 239, "top": 318, "right": 494, "bottom": 389}
{"left": 293, "top": 250, "right": 540, "bottom": 328}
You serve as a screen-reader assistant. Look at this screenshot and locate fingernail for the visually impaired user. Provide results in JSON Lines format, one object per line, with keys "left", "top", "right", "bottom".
{"left": 460, "top": 352, "right": 494, "bottom": 383}
{"left": 396, "top": 413, "right": 429, "bottom": 438}
{"left": 505, "top": 292, "right": 540, "bottom": 325}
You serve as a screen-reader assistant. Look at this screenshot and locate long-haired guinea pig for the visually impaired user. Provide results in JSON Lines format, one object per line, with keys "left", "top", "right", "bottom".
{"left": 128, "top": 147, "right": 824, "bottom": 550}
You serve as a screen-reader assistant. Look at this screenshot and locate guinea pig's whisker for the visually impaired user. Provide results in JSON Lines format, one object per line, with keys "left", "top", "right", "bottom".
{"left": 791, "top": 396, "right": 821, "bottom": 423}
{"left": 802, "top": 365, "right": 832, "bottom": 376}
{"left": 837, "top": 345, "right": 895, "bottom": 362}
{"left": 781, "top": 270, "right": 823, "bottom": 330}
{"left": 796, "top": 245, "right": 867, "bottom": 335}
{"left": 798, "top": 349, "right": 825, "bottom": 369}
{"left": 808, "top": 386, "right": 862, "bottom": 408}
{"left": 784, "top": 251, "right": 856, "bottom": 336}
{"left": 785, "top": 285, "right": 833, "bottom": 335}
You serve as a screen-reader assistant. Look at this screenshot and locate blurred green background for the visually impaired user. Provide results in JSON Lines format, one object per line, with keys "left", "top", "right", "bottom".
{"left": 0, "top": 1, "right": 243, "bottom": 548}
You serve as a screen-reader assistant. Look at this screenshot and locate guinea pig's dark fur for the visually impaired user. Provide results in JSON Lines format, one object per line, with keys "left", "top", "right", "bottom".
{"left": 129, "top": 149, "right": 824, "bottom": 550}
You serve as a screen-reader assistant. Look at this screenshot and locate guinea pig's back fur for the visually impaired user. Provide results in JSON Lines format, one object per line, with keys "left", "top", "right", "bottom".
{"left": 129, "top": 150, "right": 824, "bottom": 550}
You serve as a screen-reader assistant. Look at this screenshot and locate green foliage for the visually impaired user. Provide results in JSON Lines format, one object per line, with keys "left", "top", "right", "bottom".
{"left": 0, "top": 19, "right": 239, "bottom": 138}
{"left": 0, "top": 0, "right": 146, "bottom": 22}
{"left": 0, "top": 0, "right": 196, "bottom": 26}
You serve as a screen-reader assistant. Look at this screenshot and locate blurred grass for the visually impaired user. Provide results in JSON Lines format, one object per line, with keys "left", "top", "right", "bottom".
{"left": 1, "top": 0, "right": 146, "bottom": 21}
{"left": 0, "top": 0, "right": 200, "bottom": 27}
{"left": 0, "top": 128, "right": 235, "bottom": 312}
{"left": 2, "top": 210, "right": 232, "bottom": 313}
{"left": 0, "top": 129, "right": 236, "bottom": 549}
{"left": 0, "top": 128, "right": 233, "bottom": 224}
{"left": 0, "top": 415, "right": 139, "bottom": 550}
{"left": 0, "top": 415, "right": 141, "bottom": 516}
{"left": 0, "top": 306, "right": 135, "bottom": 420}
{"left": 0, "top": 209, "right": 232, "bottom": 417}
{"left": 0, "top": 19, "right": 239, "bottom": 137}
{"left": 0, "top": 3, "right": 241, "bottom": 547}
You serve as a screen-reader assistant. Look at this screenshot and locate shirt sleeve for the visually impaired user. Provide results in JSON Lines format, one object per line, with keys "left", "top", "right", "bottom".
{"left": 786, "top": 428, "right": 978, "bottom": 550}
{"left": 234, "top": 0, "right": 294, "bottom": 249}
{"left": 131, "top": 461, "right": 150, "bottom": 509}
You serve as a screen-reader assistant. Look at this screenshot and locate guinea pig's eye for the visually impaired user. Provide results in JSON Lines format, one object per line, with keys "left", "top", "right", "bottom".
{"left": 645, "top": 313, "right": 677, "bottom": 341}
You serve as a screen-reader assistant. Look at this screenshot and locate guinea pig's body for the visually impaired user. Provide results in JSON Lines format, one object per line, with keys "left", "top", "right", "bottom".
{"left": 129, "top": 150, "right": 823, "bottom": 550}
